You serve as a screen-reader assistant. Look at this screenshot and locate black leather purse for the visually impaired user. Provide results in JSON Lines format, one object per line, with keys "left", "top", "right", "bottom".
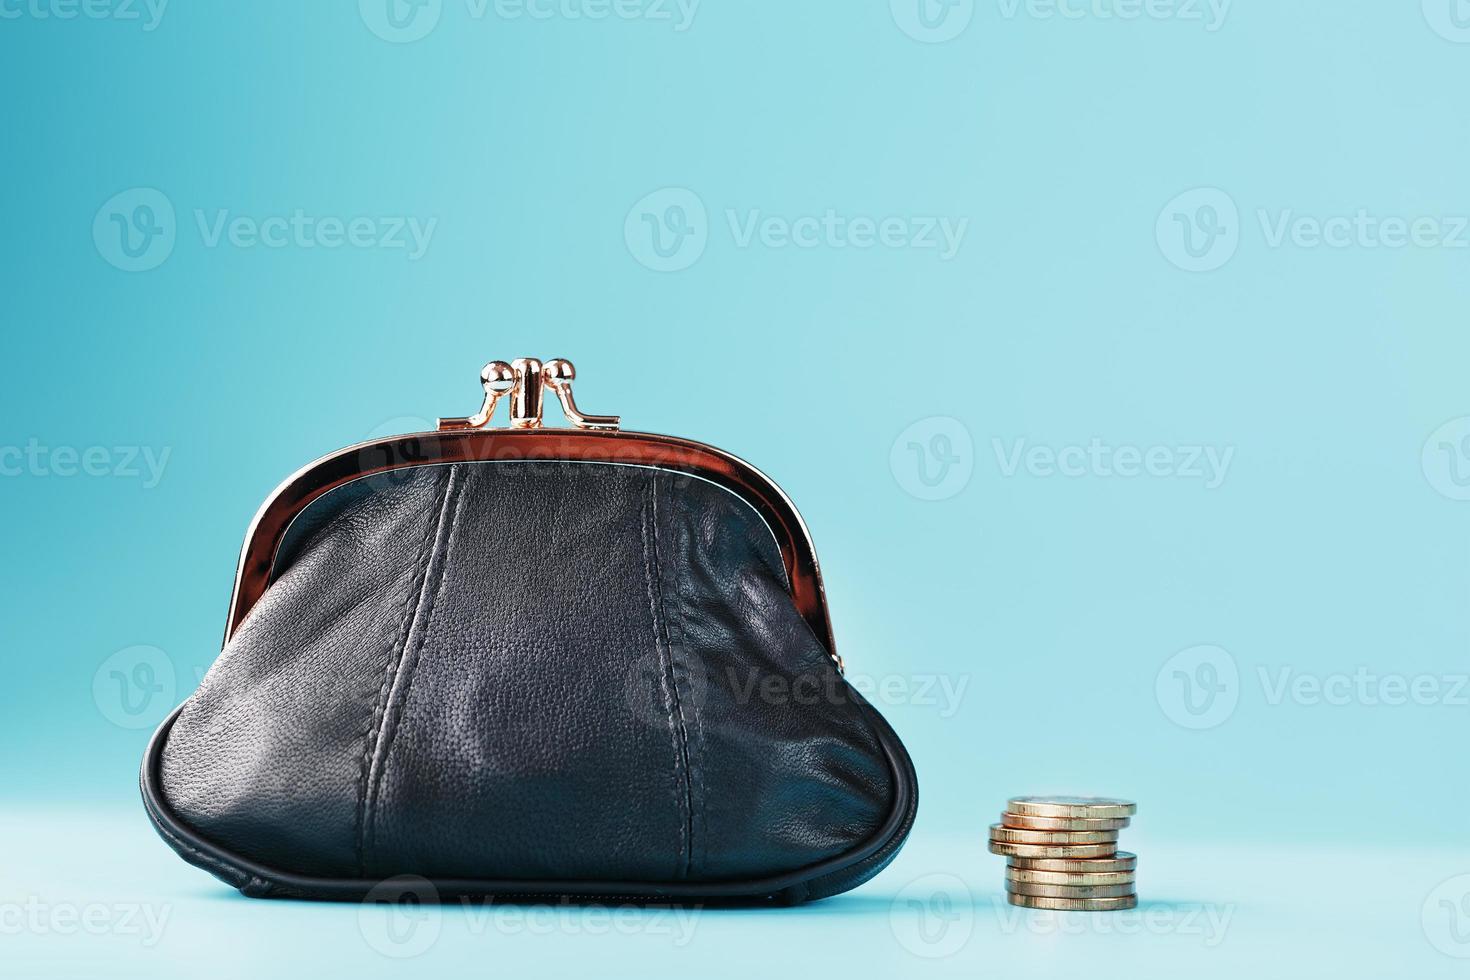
{"left": 141, "top": 358, "right": 917, "bottom": 903}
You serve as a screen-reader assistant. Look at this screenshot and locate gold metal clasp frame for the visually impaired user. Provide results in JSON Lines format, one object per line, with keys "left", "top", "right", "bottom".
{"left": 232, "top": 362, "right": 842, "bottom": 672}
{"left": 438, "top": 357, "right": 620, "bottom": 432}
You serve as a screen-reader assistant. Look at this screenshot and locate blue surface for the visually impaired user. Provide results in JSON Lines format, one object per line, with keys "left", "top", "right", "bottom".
{"left": 4, "top": 2, "right": 1470, "bottom": 975}
{"left": 8, "top": 807, "right": 1470, "bottom": 977}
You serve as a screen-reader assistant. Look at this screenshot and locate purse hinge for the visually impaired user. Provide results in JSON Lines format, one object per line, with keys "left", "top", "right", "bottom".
{"left": 438, "top": 357, "right": 620, "bottom": 432}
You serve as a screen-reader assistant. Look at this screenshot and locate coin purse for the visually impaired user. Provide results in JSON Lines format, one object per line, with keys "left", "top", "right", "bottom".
{"left": 141, "top": 358, "right": 917, "bottom": 903}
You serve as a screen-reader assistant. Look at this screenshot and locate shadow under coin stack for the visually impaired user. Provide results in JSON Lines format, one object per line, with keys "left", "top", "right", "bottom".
{"left": 988, "top": 796, "right": 1138, "bottom": 910}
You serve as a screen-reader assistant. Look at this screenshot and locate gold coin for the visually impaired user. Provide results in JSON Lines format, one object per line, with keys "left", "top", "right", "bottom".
{"left": 1006, "top": 881, "right": 1135, "bottom": 899}
{"left": 1006, "top": 851, "right": 1137, "bottom": 873}
{"left": 1007, "top": 796, "right": 1137, "bottom": 820}
{"left": 1001, "top": 812, "right": 1130, "bottom": 831}
{"left": 1007, "top": 893, "right": 1138, "bottom": 911}
{"left": 988, "top": 840, "right": 1117, "bottom": 859}
{"left": 989, "top": 824, "right": 1119, "bottom": 845}
{"left": 1006, "top": 867, "right": 1135, "bottom": 887}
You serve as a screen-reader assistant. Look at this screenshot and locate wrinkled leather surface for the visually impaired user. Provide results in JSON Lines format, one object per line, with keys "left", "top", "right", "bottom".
{"left": 159, "top": 460, "right": 897, "bottom": 884}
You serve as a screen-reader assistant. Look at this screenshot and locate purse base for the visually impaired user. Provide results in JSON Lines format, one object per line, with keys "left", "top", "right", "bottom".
{"left": 140, "top": 698, "right": 918, "bottom": 905}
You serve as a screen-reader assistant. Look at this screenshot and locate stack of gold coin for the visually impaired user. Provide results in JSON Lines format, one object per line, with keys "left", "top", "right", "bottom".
{"left": 988, "top": 796, "right": 1138, "bottom": 910}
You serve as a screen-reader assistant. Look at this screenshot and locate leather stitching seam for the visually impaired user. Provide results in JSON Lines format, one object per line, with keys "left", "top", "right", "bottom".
{"left": 642, "top": 472, "right": 691, "bottom": 878}
{"left": 354, "top": 467, "right": 445, "bottom": 876}
{"left": 358, "top": 465, "right": 460, "bottom": 871}
{"left": 365, "top": 465, "right": 466, "bottom": 859}
{"left": 654, "top": 474, "right": 705, "bottom": 878}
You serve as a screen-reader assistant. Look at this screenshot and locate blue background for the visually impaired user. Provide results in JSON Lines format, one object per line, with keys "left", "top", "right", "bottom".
{"left": 3, "top": 1, "right": 1470, "bottom": 976}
